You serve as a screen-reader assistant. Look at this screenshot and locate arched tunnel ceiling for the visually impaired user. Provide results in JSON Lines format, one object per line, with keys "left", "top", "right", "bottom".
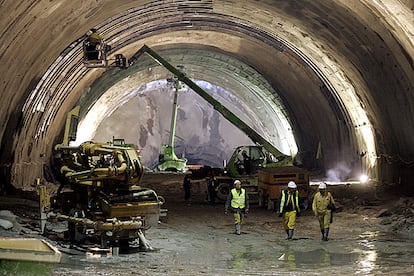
{"left": 0, "top": 0, "right": 413, "bottom": 191}
{"left": 76, "top": 48, "right": 299, "bottom": 167}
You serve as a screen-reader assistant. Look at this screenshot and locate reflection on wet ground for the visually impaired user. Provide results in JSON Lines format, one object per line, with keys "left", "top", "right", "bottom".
{"left": 53, "top": 226, "right": 414, "bottom": 275}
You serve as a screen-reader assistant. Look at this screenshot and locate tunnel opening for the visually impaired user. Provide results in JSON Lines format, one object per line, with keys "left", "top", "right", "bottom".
{"left": 74, "top": 46, "right": 298, "bottom": 172}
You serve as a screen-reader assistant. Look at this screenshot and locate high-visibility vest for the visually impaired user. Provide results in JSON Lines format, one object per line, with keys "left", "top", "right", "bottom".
{"left": 231, "top": 188, "right": 246, "bottom": 209}
{"left": 279, "top": 189, "right": 300, "bottom": 213}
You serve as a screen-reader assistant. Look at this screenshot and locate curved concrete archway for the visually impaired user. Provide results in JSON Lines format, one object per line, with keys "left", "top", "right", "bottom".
{"left": 75, "top": 48, "right": 298, "bottom": 168}
{"left": 0, "top": 0, "right": 413, "bottom": 192}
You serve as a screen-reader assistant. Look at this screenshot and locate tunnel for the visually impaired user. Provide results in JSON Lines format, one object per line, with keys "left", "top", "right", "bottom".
{"left": 0, "top": 0, "right": 413, "bottom": 194}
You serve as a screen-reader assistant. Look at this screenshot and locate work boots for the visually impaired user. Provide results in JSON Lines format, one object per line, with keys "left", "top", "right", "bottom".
{"left": 322, "top": 228, "right": 329, "bottom": 241}
{"left": 235, "top": 224, "right": 241, "bottom": 235}
{"left": 287, "top": 229, "right": 294, "bottom": 240}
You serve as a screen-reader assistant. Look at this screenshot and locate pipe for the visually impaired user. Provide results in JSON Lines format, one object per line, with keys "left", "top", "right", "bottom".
{"left": 55, "top": 214, "right": 143, "bottom": 231}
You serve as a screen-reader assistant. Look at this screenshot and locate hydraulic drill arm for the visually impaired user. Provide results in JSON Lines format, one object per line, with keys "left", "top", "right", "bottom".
{"left": 54, "top": 141, "right": 144, "bottom": 185}
{"left": 129, "top": 45, "right": 292, "bottom": 164}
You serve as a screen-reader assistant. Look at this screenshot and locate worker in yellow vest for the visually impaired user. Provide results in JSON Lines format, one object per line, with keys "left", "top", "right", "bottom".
{"left": 225, "top": 180, "right": 249, "bottom": 235}
{"left": 312, "top": 182, "right": 335, "bottom": 241}
{"left": 279, "top": 181, "right": 301, "bottom": 239}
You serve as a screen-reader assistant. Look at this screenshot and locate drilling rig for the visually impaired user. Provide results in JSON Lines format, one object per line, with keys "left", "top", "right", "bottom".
{"left": 46, "top": 106, "right": 165, "bottom": 250}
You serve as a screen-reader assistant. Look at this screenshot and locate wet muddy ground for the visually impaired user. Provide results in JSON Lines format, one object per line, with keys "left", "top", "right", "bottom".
{"left": 52, "top": 205, "right": 414, "bottom": 275}
{"left": 2, "top": 175, "right": 414, "bottom": 275}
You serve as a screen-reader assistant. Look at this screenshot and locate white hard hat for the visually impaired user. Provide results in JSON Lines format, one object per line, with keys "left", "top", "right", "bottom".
{"left": 318, "top": 182, "right": 327, "bottom": 189}
{"left": 234, "top": 180, "right": 241, "bottom": 185}
{"left": 288, "top": 181, "right": 297, "bottom": 189}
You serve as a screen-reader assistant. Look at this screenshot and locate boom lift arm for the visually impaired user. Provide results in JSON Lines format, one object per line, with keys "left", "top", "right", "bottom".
{"left": 128, "top": 45, "right": 293, "bottom": 166}
{"left": 156, "top": 66, "right": 188, "bottom": 172}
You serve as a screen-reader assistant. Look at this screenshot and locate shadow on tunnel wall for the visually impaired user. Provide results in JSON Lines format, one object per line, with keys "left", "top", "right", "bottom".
{"left": 376, "top": 157, "right": 414, "bottom": 196}
{"left": 0, "top": 76, "right": 42, "bottom": 194}
{"left": 0, "top": 109, "right": 23, "bottom": 194}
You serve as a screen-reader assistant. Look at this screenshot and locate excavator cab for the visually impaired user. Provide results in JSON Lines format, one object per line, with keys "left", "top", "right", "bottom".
{"left": 227, "top": 145, "right": 271, "bottom": 177}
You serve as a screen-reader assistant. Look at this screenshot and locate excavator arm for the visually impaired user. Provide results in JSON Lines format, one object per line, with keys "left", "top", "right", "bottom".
{"left": 128, "top": 45, "right": 292, "bottom": 165}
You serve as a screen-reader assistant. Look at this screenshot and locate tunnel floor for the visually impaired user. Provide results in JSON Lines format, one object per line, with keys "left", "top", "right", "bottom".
{"left": 1, "top": 176, "right": 414, "bottom": 275}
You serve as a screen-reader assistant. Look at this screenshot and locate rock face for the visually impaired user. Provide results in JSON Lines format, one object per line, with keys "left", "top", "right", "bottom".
{"left": 377, "top": 197, "right": 414, "bottom": 237}
{"left": 94, "top": 85, "right": 255, "bottom": 169}
{"left": 0, "top": 218, "right": 13, "bottom": 230}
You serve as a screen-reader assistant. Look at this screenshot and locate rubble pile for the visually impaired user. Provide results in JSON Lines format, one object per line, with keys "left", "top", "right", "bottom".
{"left": 0, "top": 200, "right": 41, "bottom": 238}
{"left": 0, "top": 210, "right": 23, "bottom": 237}
{"left": 376, "top": 197, "right": 414, "bottom": 236}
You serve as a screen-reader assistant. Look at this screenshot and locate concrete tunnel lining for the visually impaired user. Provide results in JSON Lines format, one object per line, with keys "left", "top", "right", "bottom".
{"left": 0, "top": 0, "right": 413, "bottom": 191}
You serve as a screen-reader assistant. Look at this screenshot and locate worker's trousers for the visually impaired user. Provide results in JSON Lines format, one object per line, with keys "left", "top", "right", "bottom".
{"left": 283, "top": 210, "right": 297, "bottom": 230}
{"left": 317, "top": 210, "right": 331, "bottom": 229}
{"left": 232, "top": 208, "right": 245, "bottom": 225}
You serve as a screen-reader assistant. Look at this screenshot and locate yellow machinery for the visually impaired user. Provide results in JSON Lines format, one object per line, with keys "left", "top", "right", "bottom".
{"left": 48, "top": 140, "right": 165, "bottom": 250}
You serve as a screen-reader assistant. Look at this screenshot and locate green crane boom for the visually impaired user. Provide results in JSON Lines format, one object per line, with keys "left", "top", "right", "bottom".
{"left": 129, "top": 45, "right": 292, "bottom": 165}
